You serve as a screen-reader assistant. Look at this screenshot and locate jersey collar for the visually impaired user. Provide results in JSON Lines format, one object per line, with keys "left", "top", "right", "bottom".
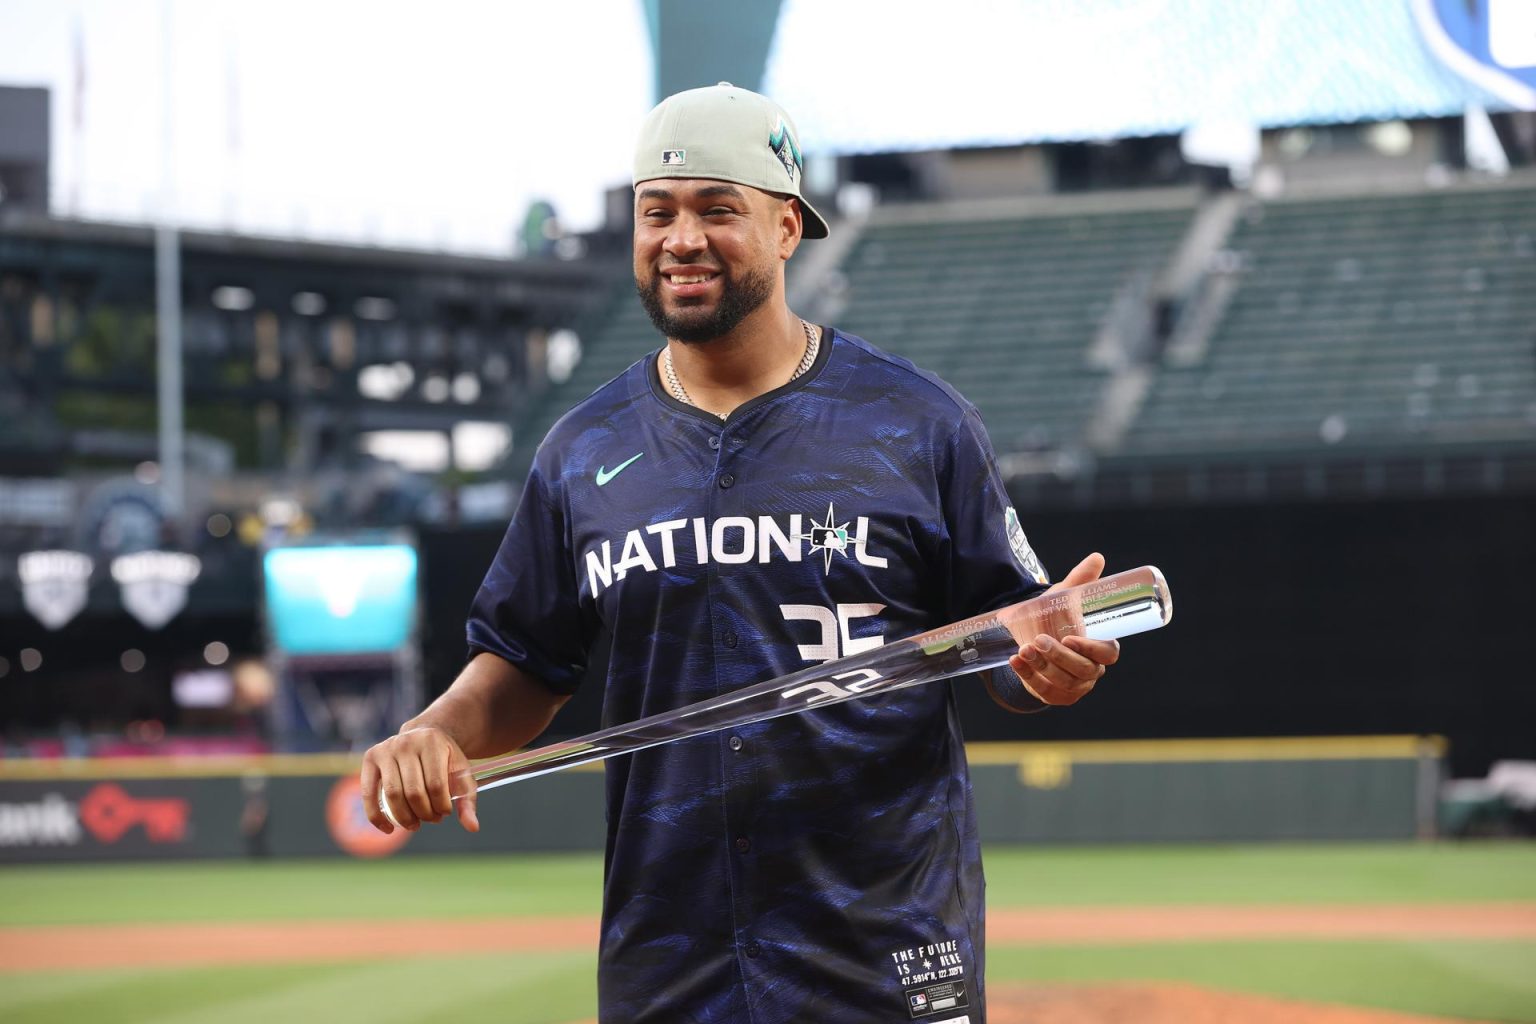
{"left": 646, "top": 324, "right": 835, "bottom": 426}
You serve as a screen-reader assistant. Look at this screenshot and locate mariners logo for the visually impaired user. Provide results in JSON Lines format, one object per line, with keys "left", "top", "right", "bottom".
{"left": 18, "top": 550, "right": 93, "bottom": 630}
{"left": 768, "top": 116, "right": 802, "bottom": 183}
{"left": 1005, "top": 507, "right": 1049, "bottom": 586}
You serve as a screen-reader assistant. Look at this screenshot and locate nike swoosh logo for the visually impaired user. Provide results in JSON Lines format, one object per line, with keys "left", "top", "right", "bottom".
{"left": 595, "top": 452, "right": 644, "bottom": 486}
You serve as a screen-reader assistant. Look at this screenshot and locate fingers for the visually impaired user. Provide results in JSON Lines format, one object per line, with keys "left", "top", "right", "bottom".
{"left": 1009, "top": 632, "right": 1115, "bottom": 706}
{"left": 419, "top": 747, "right": 458, "bottom": 823}
{"left": 359, "top": 727, "right": 474, "bottom": 835}
{"left": 360, "top": 755, "right": 394, "bottom": 835}
{"left": 451, "top": 768, "right": 480, "bottom": 834}
{"left": 397, "top": 754, "right": 434, "bottom": 827}
{"left": 376, "top": 755, "right": 420, "bottom": 832}
{"left": 1048, "top": 552, "right": 1106, "bottom": 592}
{"left": 1062, "top": 634, "right": 1121, "bottom": 668}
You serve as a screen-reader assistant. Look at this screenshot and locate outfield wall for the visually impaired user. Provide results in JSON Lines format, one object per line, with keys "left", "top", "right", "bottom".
{"left": 0, "top": 736, "right": 1442, "bottom": 863}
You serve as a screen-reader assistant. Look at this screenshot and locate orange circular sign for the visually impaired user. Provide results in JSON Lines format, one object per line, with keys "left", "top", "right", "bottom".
{"left": 326, "top": 776, "right": 411, "bottom": 858}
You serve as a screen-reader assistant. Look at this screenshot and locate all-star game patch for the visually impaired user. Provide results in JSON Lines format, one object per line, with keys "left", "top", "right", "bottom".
{"left": 1005, "top": 507, "right": 1049, "bottom": 585}
{"left": 908, "top": 980, "right": 971, "bottom": 1019}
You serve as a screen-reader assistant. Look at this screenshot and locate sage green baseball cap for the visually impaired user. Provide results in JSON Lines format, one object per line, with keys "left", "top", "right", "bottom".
{"left": 633, "top": 82, "right": 830, "bottom": 240}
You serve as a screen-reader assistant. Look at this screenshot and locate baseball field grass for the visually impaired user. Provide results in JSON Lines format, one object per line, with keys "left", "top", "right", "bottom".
{"left": 2, "top": 842, "right": 1533, "bottom": 1023}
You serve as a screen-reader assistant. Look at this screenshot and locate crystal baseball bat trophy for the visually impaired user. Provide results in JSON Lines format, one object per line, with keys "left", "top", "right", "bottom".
{"left": 445, "top": 566, "right": 1172, "bottom": 800}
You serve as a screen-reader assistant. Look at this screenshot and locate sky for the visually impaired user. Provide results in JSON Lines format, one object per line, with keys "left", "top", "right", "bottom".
{"left": 0, "top": 0, "right": 1513, "bottom": 256}
{"left": 0, "top": 0, "right": 654, "bottom": 254}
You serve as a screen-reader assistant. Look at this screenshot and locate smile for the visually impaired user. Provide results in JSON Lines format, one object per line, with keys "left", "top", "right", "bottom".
{"left": 660, "top": 269, "right": 721, "bottom": 298}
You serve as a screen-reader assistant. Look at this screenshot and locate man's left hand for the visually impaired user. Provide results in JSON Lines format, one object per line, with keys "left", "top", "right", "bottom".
{"left": 1008, "top": 552, "right": 1122, "bottom": 706}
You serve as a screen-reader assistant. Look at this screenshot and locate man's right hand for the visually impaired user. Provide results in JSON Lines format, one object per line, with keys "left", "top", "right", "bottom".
{"left": 360, "top": 726, "right": 480, "bottom": 835}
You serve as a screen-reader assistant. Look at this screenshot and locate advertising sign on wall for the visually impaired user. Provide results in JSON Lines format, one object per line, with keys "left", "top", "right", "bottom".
{"left": 0, "top": 780, "right": 204, "bottom": 861}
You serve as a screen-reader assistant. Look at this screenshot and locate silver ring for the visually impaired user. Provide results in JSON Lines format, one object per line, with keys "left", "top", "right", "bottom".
{"left": 378, "top": 789, "right": 403, "bottom": 828}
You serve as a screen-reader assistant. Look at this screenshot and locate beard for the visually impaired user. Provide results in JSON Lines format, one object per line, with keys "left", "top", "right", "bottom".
{"left": 636, "top": 263, "right": 775, "bottom": 344}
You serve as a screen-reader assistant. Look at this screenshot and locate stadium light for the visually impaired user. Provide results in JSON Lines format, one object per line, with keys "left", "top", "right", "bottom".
{"left": 420, "top": 375, "right": 450, "bottom": 403}
{"left": 452, "top": 422, "right": 511, "bottom": 472}
{"left": 173, "top": 668, "right": 234, "bottom": 708}
{"left": 547, "top": 329, "right": 582, "bottom": 383}
{"left": 354, "top": 297, "right": 396, "bottom": 321}
{"left": 357, "top": 362, "right": 413, "bottom": 401}
{"left": 359, "top": 430, "right": 450, "bottom": 473}
{"left": 291, "top": 291, "right": 327, "bottom": 316}
{"left": 211, "top": 285, "right": 254, "bottom": 311}
{"left": 451, "top": 372, "right": 481, "bottom": 404}
{"left": 258, "top": 497, "right": 303, "bottom": 527}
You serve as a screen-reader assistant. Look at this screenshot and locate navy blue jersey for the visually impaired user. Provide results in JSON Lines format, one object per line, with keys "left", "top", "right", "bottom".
{"left": 468, "top": 329, "right": 1049, "bottom": 1024}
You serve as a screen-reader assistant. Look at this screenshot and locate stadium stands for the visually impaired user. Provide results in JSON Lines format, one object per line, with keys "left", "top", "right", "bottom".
{"left": 508, "top": 181, "right": 1536, "bottom": 477}
{"left": 836, "top": 195, "right": 1197, "bottom": 454}
{"left": 1130, "top": 183, "right": 1536, "bottom": 454}
{"left": 508, "top": 191, "right": 1203, "bottom": 464}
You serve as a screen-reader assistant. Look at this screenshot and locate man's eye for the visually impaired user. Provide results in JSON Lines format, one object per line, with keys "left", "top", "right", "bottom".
{"left": 706, "top": 207, "right": 735, "bottom": 216}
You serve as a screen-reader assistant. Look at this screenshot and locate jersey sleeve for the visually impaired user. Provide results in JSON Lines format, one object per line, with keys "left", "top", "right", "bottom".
{"left": 940, "top": 405, "right": 1055, "bottom": 713}
{"left": 938, "top": 404, "right": 1051, "bottom": 622}
{"left": 465, "top": 461, "right": 592, "bottom": 695}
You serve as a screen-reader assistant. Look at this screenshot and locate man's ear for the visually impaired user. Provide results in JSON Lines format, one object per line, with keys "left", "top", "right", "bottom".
{"left": 780, "top": 198, "right": 804, "bottom": 259}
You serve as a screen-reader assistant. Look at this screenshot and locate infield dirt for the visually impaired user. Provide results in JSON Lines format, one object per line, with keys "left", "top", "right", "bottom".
{"left": 6, "top": 904, "right": 1530, "bottom": 1023}
{"left": 4, "top": 902, "right": 1533, "bottom": 972}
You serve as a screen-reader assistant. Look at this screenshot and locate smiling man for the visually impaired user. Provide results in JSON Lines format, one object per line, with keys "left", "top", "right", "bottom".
{"left": 362, "top": 82, "right": 1120, "bottom": 1024}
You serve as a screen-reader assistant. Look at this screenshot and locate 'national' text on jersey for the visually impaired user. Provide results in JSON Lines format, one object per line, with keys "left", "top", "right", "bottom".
{"left": 585, "top": 513, "right": 890, "bottom": 596}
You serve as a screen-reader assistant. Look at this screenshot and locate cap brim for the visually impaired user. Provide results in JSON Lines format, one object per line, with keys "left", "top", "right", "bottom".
{"left": 798, "top": 196, "right": 830, "bottom": 240}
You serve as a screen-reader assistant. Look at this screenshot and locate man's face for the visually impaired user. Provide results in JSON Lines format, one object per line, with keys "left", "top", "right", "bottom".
{"left": 633, "top": 179, "right": 800, "bottom": 344}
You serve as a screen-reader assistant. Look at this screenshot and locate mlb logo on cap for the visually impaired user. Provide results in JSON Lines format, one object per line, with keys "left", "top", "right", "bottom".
{"left": 661, "top": 149, "right": 686, "bottom": 166}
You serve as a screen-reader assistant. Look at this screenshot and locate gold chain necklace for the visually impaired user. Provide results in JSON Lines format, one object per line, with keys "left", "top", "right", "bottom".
{"left": 663, "top": 319, "right": 819, "bottom": 410}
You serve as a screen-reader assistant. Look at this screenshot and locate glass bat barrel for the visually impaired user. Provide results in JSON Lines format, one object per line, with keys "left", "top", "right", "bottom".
{"left": 456, "top": 566, "right": 1172, "bottom": 795}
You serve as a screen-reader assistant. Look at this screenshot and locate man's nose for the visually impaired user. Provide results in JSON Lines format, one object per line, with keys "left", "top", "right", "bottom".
{"left": 663, "top": 213, "right": 707, "bottom": 259}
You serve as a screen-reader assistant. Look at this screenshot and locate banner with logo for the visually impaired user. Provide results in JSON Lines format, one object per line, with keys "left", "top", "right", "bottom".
{"left": 0, "top": 779, "right": 221, "bottom": 862}
{"left": 0, "top": 769, "right": 606, "bottom": 863}
{"left": 111, "top": 551, "right": 202, "bottom": 630}
{"left": 18, "top": 550, "right": 94, "bottom": 630}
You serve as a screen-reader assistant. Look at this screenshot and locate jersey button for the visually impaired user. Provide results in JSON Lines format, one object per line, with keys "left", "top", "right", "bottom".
{"left": 728, "top": 735, "right": 743, "bottom": 751}
{"left": 719, "top": 473, "right": 735, "bottom": 489}
{"left": 735, "top": 836, "right": 751, "bottom": 853}
{"left": 708, "top": 435, "right": 721, "bottom": 450}
{"left": 723, "top": 631, "right": 738, "bottom": 649}
{"left": 744, "top": 940, "right": 761, "bottom": 958}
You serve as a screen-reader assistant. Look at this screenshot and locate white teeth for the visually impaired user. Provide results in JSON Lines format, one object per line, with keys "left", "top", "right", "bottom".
{"left": 670, "top": 274, "right": 714, "bottom": 285}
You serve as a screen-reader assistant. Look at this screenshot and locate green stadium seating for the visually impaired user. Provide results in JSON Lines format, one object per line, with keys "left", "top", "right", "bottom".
{"left": 1129, "top": 186, "right": 1536, "bottom": 454}
{"left": 507, "top": 200, "right": 1196, "bottom": 466}
{"left": 835, "top": 204, "right": 1194, "bottom": 452}
{"left": 508, "top": 184, "right": 1533, "bottom": 472}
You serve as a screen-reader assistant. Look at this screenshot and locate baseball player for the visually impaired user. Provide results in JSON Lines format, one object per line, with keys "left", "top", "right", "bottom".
{"left": 361, "top": 83, "right": 1120, "bottom": 1024}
